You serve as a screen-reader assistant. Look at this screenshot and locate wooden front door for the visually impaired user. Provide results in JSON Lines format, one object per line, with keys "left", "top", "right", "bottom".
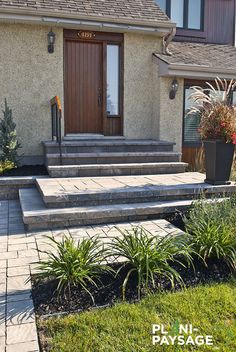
{"left": 64, "top": 40, "right": 103, "bottom": 134}
{"left": 64, "top": 30, "right": 123, "bottom": 136}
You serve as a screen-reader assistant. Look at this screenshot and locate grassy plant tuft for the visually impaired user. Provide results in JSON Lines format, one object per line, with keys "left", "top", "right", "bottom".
{"left": 37, "top": 235, "right": 110, "bottom": 302}
{"left": 110, "top": 226, "right": 193, "bottom": 300}
{"left": 184, "top": 198, "right": 236, "bottom": 270}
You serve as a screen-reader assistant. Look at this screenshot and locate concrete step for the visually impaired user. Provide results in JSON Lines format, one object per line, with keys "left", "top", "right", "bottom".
{"left": 47, "top": 162, "right": 188, "bottom": 178}
{"left": 46, "top": 151, "right": 181, "bottom": 166}
{"left": 36, "top": 173, "right": 236, "bottom": 208}
{"left": 19, "top": 188, "right": 197, "bottom": 230}
{"left": 43, "top": 139, "right": 175, "bottom": 154}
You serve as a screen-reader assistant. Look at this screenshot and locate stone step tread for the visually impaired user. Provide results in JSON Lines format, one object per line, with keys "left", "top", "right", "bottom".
{"left": 44, "top": 139, "right": 175, "bottom": 147}
{"left": 19, "top": 188, "right": 195, "bottom": 225}
{"left": 35, "top": 173, "right": 236, "bottom": 208}
{"left": 19, "top": 188, "right": 229, "bottom": 228}
{"left": 48, "top": 162, "right": 187, "bottom": 178}
{"left": 37, "top": 173, "right": 235, "bottom": 199}
{"left": 48, "top": 162, "right": 188, "bottom": 171}
{"left": 46, "top": 151, "right": 182, "bottom": 159}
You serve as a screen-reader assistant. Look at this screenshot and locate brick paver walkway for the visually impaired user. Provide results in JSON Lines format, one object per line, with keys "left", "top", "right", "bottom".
{"left": 0, "top": 200, "right": 184, "bottom": 352}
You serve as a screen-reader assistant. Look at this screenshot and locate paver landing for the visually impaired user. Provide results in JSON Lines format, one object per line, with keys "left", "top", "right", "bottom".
{"left": 0, "top": 200, "right": 184, "bottom": 352}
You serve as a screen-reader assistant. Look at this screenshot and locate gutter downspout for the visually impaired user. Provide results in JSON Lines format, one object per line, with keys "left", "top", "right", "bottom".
{"left": 162, "top": 26, "right": 176, "bottom": 55}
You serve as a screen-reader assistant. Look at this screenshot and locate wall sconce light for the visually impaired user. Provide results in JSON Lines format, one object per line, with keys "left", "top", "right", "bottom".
{"left": 48, "top": 30, "right": 56, "bottom": 54}
{"left": 169, "top": 78, "right": 179, "bottom": 100}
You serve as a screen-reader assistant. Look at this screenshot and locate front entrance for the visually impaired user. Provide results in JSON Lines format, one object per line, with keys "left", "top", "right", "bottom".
{"left": 64, "top": 30, "right": 123, "bottom": 136}
{"left": 64, "top": 41, "right": 103, "bottom": 134}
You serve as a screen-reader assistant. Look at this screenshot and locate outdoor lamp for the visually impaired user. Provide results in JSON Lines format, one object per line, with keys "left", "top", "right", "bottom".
{"left": 48, "top": 30, "right": 56, "bottom": 54}
{"left": 169, "top": 78, "right": 179, "bottom": 100}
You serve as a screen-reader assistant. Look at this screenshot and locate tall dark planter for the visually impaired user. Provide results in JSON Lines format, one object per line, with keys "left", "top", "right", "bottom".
{"left": 204, "top": 140, "right": 235, "bottom": 185}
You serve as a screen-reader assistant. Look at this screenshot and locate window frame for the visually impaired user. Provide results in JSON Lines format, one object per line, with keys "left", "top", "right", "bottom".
{"left": 160, "top": 0, "right": 204, "bottom": 31}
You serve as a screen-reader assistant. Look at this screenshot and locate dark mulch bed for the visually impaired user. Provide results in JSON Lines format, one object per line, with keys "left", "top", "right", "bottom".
{"left": 0, "top": 165, "right": 48, "bottom": 177}
{"left": 32, "top": 258, "right": 233, "bottom": 317}
{"left": 164, "top": 211, "right": 188, "bottom": 231}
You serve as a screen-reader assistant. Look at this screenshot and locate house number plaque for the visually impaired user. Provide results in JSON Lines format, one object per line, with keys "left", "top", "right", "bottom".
{"left": 78, "top": 31, "right": 96, "bottom": 39}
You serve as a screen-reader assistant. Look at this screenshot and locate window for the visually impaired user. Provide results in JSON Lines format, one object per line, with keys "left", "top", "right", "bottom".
{"left": 183, "top": 84, "right": 236, "bottom": 145}
{"left": 107, "top": 45, "right": 120, "bottom": 116}
{"left": 157, "top": 0, "right": 166, "bottom": 12}
{"left": 233, "top": 91, "right": 236, "bottom": 105}
{"left": 171, "top": 0, "right": 184, "bottom": 28}
{"left": 188, "top": 0, "right": 202, "bottom": 30}
{"left": 155, "top": 0, "right": 204, "bottom": 30}
{"left": 183, "top": 88, "right": 201, "bottom": 144}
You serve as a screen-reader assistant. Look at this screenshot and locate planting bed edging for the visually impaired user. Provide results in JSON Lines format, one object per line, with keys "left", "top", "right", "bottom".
{"left": 0, "top": 176, "right": 47, "bottom": 200}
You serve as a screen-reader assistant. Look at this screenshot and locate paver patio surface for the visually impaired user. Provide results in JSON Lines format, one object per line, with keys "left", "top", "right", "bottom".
{"left": 38, "top": 172, "right": 207, "bottom": 197}
{"left": 0, "top": 200, "right": 184, "bottom": 352}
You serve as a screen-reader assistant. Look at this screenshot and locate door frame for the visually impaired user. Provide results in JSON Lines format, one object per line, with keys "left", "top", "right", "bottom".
{"left": 63, "top": 29, "right": 124, "bottom": 136}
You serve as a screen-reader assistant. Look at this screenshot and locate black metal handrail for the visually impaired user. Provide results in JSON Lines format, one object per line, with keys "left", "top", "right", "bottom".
{"left": 51, "top": 96, "right": 62, "bottom": 165}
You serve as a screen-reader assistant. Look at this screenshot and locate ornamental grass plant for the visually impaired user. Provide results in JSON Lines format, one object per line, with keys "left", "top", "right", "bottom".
{"left": 110, "top": 226, "right": 193, "bottom": 300}
{"left": 36, "top": 235, "right": 111, "bottom": 301}
{"left": 189, "top": 77, "right": 236, "bottom": 143}
{"left": 184, "top": 197, "right": 236, "bottom": 270}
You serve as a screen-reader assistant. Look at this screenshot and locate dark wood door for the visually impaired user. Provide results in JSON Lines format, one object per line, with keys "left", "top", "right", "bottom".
{"left": 64, "top": 40, "right": 103, "bottom": 134}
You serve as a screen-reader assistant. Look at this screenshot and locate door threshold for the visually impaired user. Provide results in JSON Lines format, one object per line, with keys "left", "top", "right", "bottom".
{"left": 63, "top": 134, "right": 125, "bottom": 141}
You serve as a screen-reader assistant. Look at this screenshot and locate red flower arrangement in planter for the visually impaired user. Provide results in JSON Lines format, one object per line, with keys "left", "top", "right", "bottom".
{"left": 199, "top": 103, "right": 236, "bottom": 144}
{"left": 189, "top": 78, "right": 236, "bottom": 185}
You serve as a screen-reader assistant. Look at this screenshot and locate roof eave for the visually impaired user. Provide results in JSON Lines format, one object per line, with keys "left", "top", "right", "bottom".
{"left": 153, "top": 55, "right": 236, "bottom": 80}
{"left": 0, "top": 7, "right": 175, "bottom": 34}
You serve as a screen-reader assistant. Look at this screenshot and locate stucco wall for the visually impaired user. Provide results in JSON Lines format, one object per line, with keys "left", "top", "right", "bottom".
{"left": 0, "top": 23, "right": 64, "bottom": 163}
{"left": 0, "top": 24, "right": 184, "bottom": 162}
{"left": 123, "top": 33, "right": 184, "bottom": 152}
{"left": 123, "top": 33, "right": 162, "bottom": 139}
{"left": 158, "top": 77, "right": 184, "bottom": 152}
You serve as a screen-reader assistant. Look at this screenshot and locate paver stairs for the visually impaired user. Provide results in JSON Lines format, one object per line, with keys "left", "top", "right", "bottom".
{"left": 43, "top": 138, "right": 187, "bottom": 177}
{"left": 19, "top": 173, "right": 236, "bottom": 231}
{"left": 18, "top": 139, "right": 236, "bottom": 230}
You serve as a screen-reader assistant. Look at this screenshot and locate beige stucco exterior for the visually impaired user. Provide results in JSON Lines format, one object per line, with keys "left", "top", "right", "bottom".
{"left": 158, "top": 77, "right": 184, "bottom": 152}
{"left": 0, "top": 23, "right": 64, "bottom": 163}
{"left": 0, "top": 23, "right": 184, "bottom": 163}
{"left": 123, "top": 32, "right": 162, "bottom": 140}
{"left": 124, "top": 33, "right": 184, "bottom": 152}
{"left": 123, "top": 32, "right": 184, "bottom": 152}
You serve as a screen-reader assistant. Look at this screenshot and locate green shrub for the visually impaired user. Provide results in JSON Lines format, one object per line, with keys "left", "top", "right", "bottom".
{"left": 0, "top": 159, "right": 15, "bottom": 175}
{"left": 110, "top": 227, "right": 193, "bottom": 300}
{"left": 37, "top": 235, "right": 110, "bottom": 301}
{"left": 0, "top": 99, "right": 21, "bottom": 164}
{"left": 184, "top": 198, "right": 236, "bottom": 270}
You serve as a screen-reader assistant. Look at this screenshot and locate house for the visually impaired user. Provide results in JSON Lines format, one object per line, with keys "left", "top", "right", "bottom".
{"left": 0, "top": 0, "right": 235, "bottom": 168}
{"left": 155, "top": 0, "right": 236, "bottom": 166}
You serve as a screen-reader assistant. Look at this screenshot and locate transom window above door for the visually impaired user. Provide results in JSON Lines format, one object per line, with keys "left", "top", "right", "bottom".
{"left": 156, "top": 0, "right": 204, "bottom": 30}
